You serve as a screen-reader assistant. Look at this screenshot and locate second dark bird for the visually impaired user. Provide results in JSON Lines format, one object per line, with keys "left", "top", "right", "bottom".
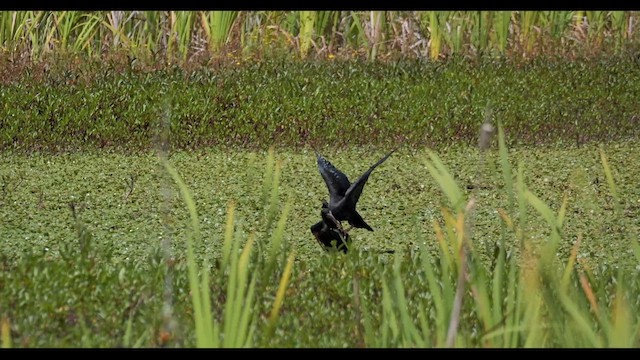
{"left": 310, "top": 201, "right": 351, "bottom": 253}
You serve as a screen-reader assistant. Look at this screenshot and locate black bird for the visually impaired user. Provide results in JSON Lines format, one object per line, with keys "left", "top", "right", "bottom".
{"left": 310, "top": 201, "right": 351, "bottom": 253}
{"left": 314, "top": 146, "right": 398, "bottom": 232}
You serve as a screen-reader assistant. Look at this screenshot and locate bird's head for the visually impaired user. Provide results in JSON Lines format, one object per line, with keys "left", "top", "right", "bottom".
{"left": 320, "top": 207, "right": 337, "bottom": 228}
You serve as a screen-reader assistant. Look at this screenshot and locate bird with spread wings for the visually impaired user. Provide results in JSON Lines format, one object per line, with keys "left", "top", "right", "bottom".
{"left": 310, "top": 145, "right": 398, "bottom": 252}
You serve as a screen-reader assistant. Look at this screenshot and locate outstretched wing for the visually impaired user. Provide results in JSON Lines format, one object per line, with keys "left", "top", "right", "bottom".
{"left": 314, "top": 150, "right": 351, "bottom": 205}
{"left": 342, "top": 147, "right": 397, "bottom": 208}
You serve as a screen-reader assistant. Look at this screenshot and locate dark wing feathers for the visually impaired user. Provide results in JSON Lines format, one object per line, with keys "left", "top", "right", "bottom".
{"left": 342, "top": 147, "right": 397, "bottom": 206}
{"left": 316, "top": 153, "right": 351, "bottom": 205}
{"left": 313, "top": 144, "right": 400, "bottom": 234}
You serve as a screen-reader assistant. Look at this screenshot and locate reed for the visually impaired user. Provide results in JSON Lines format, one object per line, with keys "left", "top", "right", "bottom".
{"left": 357, "top": 124, "right": 640, "bottom": 347}
{"left": 2, "top": 11, "right": 635, "bottom": 64}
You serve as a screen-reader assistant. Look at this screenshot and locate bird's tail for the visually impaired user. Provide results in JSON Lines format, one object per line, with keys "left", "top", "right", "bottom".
{"left": 350, "top": 210, "right": 374, "bottom": 232}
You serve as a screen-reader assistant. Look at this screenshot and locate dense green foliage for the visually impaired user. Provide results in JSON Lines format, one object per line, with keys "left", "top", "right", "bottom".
{"left": 1, "top": 142, "right": 639, "bottom": 347}
{"left": 2, "top": 144, "right": 637, "bottom": 267}
{"left": 1, "top": 24, "right": 640, "bottom": 346}
{"left": 1, "top": 56, "right": 640, "bottom": 151}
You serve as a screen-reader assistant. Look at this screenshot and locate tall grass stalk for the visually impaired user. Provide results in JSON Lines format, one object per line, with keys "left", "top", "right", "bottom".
{"left": 161, "top": 159, "right": 212, "bottom": 346}
{"left": 1, "top": 11, "right": 639, "bottom": 62}
{"left": 368, "top": 11, "right": 385, "bottom": 61}
{"left": 359, "top": 124, "right": 639, "bottom": 348}
{"left": 174, "top": 11, "right": 196, "bottom": 62}
{"left": 427, "top": 11, "right": 442, "bottom": 60}
{"left": 1, "top": 318, "right": 11, "bottom": 348}
{"left": 495, "top": 11, "right": 511, "bottom": 53}
{"left": 162, "top": 155, "right": 294, "bottom": 347}
{"left": 74, "top": 13, "right": 102, "bottom": 55}
{"left": 265, "top": 199, "right": 291, "bottom": 275}
{"left": 472, "top": 11, "right": 491, "bottom": 54}
{"left": 299, "top": 11, "right": 316, "bottom": 59}
{"left": 611, "top": 11, "right": 627, "bottom": 52}
{"left": 314, "top": 10, "right": 338, "bottom": 52}
{"left": 201, "top": 11, "right": 238, "bottom": 53}
{"left": 346, "top": 11, "right": 369, "bottom": 50}
{"left": 263, "top": 251, "right": 295, "bottom": 343}
{"left": 586, "top": 11, "right": 607, "bottom": 45}
{"left": 520, "top": 11, "right": 538, "bottom": 54}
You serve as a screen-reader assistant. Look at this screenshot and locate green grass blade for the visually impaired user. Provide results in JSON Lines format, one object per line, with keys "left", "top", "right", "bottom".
{"left": 392, "top": 254, "right": 424, "bottom": 346}
{"left": 205, "top": 11, "right": 238, "bottom": 52}
{"left": 427, "top": 11, "right": 442, "bottom": 60}
{"left": 358, "top": 282, "right": 377, "bottom": 347}
{"left": 491, "top": 245, "right": 505, "bottom": 336}
{"left": 495, "top": 11, "right": 511, "bottom": 53}
{"left": 607, "top": 276, "right": 633, "bottom": 347}
{"left": 523, "top": 189, "right": 561, "bottom": 249}
{"left": 1, "top": 318, "right": 11, "bottom": 348}
{"left": 224, "top": 234, "right": 255, "bottom": 347}
{"left": 424, "top": 150, "right": 465, "bottom": 212}
{"left": 235, "top": 274, "right": 256, "bottom": 348}
{"left": 419, "top": 243, "right": 447, "bottom": 346}
{"left": 299, "top": 11, "right": 316, "bottom": 58}
{"left": 266, "top": 251, "right": 295, "bottom": 332}
{"left": 200, "top": 255, "right": 214, "bottom": 346}
{"left": 266, "top": 198, "right": 292, "bottom": 274}
{"left": 505, "top": 254, "right": 520, "bottom": 347}
{"left": 73, "top": 13, "right": 102, "bottom": 55}
{"left": 381, "top": 276, "right": 400, "bottom": 343}
{"left": 470, "top": 261, "right": 493, "bottom": 340}
{"left": 349, "top": 11, "right": 369, "bottom": 49}
{"left": 221, "top": 201, "right": 236, "bottom": 270}
{"left": 161, "top": 159, "right": 214, "bottom": 347}
{"left": 558, "top": 291, "right": 603, "bottom": 347}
